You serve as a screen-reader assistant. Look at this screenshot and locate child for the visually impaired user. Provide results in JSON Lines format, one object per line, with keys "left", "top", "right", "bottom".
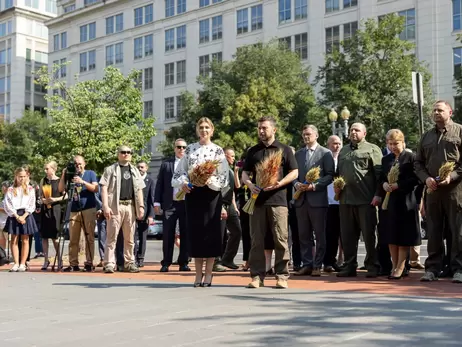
{"left": 4, "top": 168, "right": 38, "bottom": 272}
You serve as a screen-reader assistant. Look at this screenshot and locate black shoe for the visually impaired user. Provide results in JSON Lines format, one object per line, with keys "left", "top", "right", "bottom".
{"left": 359, "top": 266, "right": 366, "bottom": 270}
{"left": 332, "top": 263, "right": 341, "bottom": 272}
{"left": 365, "top": 270, "right": 378, "bottom": 278}
{"left": 337, "top": 269, "right": 357, "bottom": 277}
{"left": 137, "top": 260, "right": 145, "bottom": 268}
{"left": 172, "top": 261, "right": 179, "bottom": 265}
{"left": 160, "top": 265, "right": 169, "bottom": 272}
{"left": 221, "top": 261, "right": 239, "bottom": 270}
{"left": 83, "top": 264, "right": 95, "bottom": 272}
{"left": 201, "top": 274, "right": 214, "bottom": 287}
{"left": 179, "top": 265, "right": 191, "bottom": 272}
{"left": 63, "top": 266, "right": 80, "bottom": 272}
{"left": 266, "top": 268, "right": 275, "bottom": 276}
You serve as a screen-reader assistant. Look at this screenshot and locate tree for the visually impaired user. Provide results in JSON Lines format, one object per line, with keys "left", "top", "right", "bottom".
{"left": 35, "top": 65, "right": 156, "bottom": 174}
{"left": 0, "top": 110, "right": 51, "bottom": 182}
{"left": 316, "top": 15, "right": 434, "bottom": 149}
{"left": 159, "top": 42, "right": 321, "bottom": 157}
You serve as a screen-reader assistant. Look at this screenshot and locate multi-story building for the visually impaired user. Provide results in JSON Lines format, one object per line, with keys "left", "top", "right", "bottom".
{"left": 0, "top": 0, "right": 57, "bottom": 123}
{"left": 46, "top": 0, "right": 462, "bottom": 171}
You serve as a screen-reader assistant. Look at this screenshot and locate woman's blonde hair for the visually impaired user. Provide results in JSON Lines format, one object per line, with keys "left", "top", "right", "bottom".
{"left": 13, "top": 167, "right": 28, "bottom": 196}
{"left": 196, "top": 117, "right": 214, "bottom": 137}
{"left": 386, "top": 129, "right": 405, "bottom": 143}
{"left": 44, "top": 161, "right": 58, "bottom": 172}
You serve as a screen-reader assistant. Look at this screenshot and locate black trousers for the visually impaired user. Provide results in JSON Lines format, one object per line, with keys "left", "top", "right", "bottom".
{"left": 240, "top": 208, "right": 251, "bottom": 262}
{"left": 161, "top": 201, "right": 188, "bottom": 267}
{"left": 324, "top": 204, "right": 340, "bottom": 267}
{"left": 134, "top": 220, "right": 149, "bottom": 262}
{"left": 288, "top": 206, "right": 301, "bottom": 268}
{"left": 116, "top": 228, "right": 124, "bottom": 267}
{"left": 221, "top": 204, "right": 242, "bottom": 264}
{"left": 377, "top": 208, "right": 392, "bottom": 273}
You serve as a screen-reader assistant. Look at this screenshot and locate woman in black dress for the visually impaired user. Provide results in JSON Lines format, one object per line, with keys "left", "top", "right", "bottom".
{"left": 380, "top": 129, "right": 422, "bottom": 279}
{"left": 39, "top": 161, "right": 64, "bottom": 271}
{"left": 172, "top": 117, "right": 229, "bottom": 287}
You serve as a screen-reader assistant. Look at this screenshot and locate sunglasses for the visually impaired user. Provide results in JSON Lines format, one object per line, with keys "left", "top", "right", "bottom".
{"left": 120, "top": 151, "right": 132, "bottom": 155}
{"left": 176, "top": 146, "right": 186, "bottom": 149}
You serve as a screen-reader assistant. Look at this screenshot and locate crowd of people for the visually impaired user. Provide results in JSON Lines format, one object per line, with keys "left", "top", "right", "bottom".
{"left": 1, "top": 100, "right": 461, "bottom": 288}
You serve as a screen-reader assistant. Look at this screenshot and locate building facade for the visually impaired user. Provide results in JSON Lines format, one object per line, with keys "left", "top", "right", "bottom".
{"left": 0, "top": 0, "right": 57, "bottom": 123}
{"left": 46, "top": 0, "right": 461, "bottom": 167}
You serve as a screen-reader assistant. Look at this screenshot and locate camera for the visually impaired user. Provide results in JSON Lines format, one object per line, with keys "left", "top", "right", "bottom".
{"left": 65, "top": 161, "right": 77, "bottom": 181}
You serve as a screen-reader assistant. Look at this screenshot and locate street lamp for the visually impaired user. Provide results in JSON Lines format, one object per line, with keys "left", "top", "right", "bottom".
{"left": 329, "top": 106, "right": 350, "bottom": 138}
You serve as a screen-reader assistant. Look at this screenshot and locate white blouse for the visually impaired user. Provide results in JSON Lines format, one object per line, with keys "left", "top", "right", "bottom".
{"left": 4, "top": 185, "right": 36, "bottom": 217}
{"left": 172, "top": 142, "right": 229, "bottom": 191}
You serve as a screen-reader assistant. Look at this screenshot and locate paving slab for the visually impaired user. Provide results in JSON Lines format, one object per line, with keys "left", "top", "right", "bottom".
{"left": 1, "top": 270, "right": 462, "bottom": 347}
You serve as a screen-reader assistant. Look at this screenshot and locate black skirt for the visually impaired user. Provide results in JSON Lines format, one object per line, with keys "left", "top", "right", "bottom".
{"left": 185, "top": 186, "right": 223, "bottom": 258}
{"left": 6, "top": 209, "right": 38, "bottom": 236}
{"left": 40, "top": 204, "right": 62, "bottom": 239}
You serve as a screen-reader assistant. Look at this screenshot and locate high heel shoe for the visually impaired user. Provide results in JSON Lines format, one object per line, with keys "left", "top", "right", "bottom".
{"left": 202, "top": 274, "right": 213, "bottom": 287}
{"left": 194, "top": 273, "right": 204, "bottom": 288}
{"left": 41, "top": 260, "right": 50, "bottom": 271}
{"left": 388, "top": 269, "right": 404, "bottom": 280}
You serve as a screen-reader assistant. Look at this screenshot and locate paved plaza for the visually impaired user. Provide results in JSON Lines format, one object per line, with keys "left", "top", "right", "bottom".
{"left": 1, "top": 262, "right": 462, "bottom": 347}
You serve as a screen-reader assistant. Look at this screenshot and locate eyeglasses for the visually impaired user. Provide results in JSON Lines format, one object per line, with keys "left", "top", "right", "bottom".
{"left": 120, "top": 151, "right": 132, "bottom": 155}
{"left": 176, "top": 146, "right": 186, "bottom": 149}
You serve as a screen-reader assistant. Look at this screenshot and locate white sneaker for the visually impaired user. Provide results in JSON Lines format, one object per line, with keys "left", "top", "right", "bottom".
{"left": 18, "top": 264, "right": 26, "bottom": 272}
{"left": 9, "top": 264, "right": 19, "bottom": 272}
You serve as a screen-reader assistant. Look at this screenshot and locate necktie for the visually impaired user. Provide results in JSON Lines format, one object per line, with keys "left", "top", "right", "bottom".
{"left": 305, "top": 149, "right": 312, "bottom": 168}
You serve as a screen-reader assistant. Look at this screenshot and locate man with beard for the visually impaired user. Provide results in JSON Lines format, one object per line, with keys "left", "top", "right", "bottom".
{"left": 242, "top": 116, "right": 298, "bottom": 289}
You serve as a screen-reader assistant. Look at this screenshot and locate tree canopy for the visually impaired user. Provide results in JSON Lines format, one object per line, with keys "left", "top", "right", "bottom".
{"left": 159, "top": 42, "right": 322, "bottom": 157}
{"left": 315, "top": 14, "right": 434, "bottom": 149}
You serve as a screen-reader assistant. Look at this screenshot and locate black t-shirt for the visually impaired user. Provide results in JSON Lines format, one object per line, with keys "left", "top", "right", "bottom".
{"left": 222, "top": 169, "right": 235, "bottom": 205}
{"left": 119, "top": 165, "right": 134, "bottom": 200}
{"left": 243, "top": 140, "right": 298, "bottom": 207}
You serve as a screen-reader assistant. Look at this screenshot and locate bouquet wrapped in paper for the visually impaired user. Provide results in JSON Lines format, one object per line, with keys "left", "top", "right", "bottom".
{"left": 333, "top": 176, "right": 345, "bottom": 201}
{"left": 242, "top": 150, "right": 283, "bottom": 215}
{"left": 427, "top": 161, "right": 455, "bottom": 194}
{"left": 382, "top": 163, "right": 399, "bottom": 210}
{"left": 42, "top": 184, "right": 52, "bottom": 209}
{"left": 175, "top": 160, "right": 221, "bottom": 200}
{"left": 293, "top": 166, "right": 320, "bottom": 200}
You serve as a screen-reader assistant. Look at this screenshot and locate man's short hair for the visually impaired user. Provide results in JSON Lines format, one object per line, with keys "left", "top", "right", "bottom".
{"left": 174, "top": 138, "right": 186, "bottom": 144}
{"left": 302, "top": 124, "right": 319, "bottom": 134}
{"left": 1, "top": 181, "right": 9, "bottom": 188}
{"left": 434, "top": 100, "right": 453, "bottom": 112}
{"left": 223, "top": 147, "right": 234, "bottom": 152}
{"left": 137, "top": 161, "right": 148, "bottom": 166}
{"left": 257, "top": 116, "right": 276, "bottom": 127}
{"left": 117, "top": 145, "right": 132, "bottom": 153}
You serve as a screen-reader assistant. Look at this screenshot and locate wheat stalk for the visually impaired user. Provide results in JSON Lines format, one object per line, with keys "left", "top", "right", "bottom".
{"left": 333, "top": 176, "right": 345, "bottom": 201}
{"left": 293, "top": 166, "right": 321, "bottom": 200}
{"left": 427, "top": 161, "right": 455, "bottom": 194}
{"left": 382, "top": 163, "right": 400, "bottom": 210}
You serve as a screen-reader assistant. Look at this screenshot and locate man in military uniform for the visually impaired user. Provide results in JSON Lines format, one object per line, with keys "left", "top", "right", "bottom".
{"left": 335, "top": 123, "right": 382, "bottom": 278}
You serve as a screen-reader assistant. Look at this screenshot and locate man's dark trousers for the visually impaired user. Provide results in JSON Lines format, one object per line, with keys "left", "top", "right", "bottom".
{"left": 134, "top": 220, "right": 149, "bottom": 264}
{"left": 221, "top": 204, "right": 242, "bottom": 264}
{"left": 161, "top": 201, "right": 188, "bottom": 267}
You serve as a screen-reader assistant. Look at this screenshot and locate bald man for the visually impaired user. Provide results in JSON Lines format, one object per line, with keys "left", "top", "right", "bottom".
{"left": 335, "top": 123, "right": 383, "bottom": 278}
{"left": 58, "top": 155, "right": 99, "bottom": 272}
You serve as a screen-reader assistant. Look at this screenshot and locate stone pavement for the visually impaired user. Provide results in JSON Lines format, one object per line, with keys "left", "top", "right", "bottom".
{"left": 1, "top": 264, "right": 462, "bottom": 347}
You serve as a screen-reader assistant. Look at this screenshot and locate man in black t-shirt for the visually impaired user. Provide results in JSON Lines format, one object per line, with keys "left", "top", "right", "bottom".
{"left": 242, "top": 116, "right": 298, "bottom": 289}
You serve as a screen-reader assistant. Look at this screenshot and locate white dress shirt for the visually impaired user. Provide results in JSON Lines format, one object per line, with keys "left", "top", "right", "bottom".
{"left": 327, "top": 156, "right": 338, "bottom": 205}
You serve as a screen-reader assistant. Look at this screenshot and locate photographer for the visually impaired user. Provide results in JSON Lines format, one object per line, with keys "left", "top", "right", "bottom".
{"left": 58, "top": 155, "right": 99, "bottom": 272}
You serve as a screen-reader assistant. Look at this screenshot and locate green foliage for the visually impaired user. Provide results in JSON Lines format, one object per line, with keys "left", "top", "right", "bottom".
{"left": 158, "top": 42, "right": 321, "bottom": 157}
{"left": 35, "top": 64, "right": 156, "bottom": 174}
{"left": 315, "top": 15, "right": 434, "bottom": 149}
{"left": 0, "top": 110, "right": 51, "bottom": 182}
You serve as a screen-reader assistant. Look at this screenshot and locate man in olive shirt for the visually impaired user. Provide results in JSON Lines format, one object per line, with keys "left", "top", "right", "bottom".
{"left": 415, "top": 100, "right": 462, "bottom": 283}
{"left": 335, "top": 123, "right": 382, "bottom": 277}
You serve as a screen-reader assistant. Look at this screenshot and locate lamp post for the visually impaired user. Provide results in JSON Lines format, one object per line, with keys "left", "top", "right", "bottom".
{"left": 328, "top": 106, "right": 351, "bottom": 138}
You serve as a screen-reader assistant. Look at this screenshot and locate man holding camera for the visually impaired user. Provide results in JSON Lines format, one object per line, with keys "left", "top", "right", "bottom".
{"left": 59, "top": 155, "right": 99, "bottom": 272}
{"left": 100, "top": 146, "right": 145, "bottom": 273}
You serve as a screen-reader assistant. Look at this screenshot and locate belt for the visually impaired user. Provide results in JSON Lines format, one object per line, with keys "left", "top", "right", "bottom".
{"left": 120, "top": 200, "right": 133, "bottom": 206}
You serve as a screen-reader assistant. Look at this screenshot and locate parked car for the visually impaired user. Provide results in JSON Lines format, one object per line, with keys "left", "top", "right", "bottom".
{"left": 148, "top": 215, "right": 163, "bottom": 240}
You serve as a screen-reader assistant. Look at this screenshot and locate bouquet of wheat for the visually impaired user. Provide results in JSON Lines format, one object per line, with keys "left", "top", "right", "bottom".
{"left": 175, "top": 160, "right": 221, "bottom": 200}
{"left": 382, "top": 163, "right": 400, "bottom": 210}
{"left": 42, "top": 184, "right": 52, "bottom": 209}
{"left": 242, "top": 150, "right": 283, "bottom": 215}
{"left": 333, "top": 176, "right": 345, "bottom": 201}
{"left": 293, "top": 166, "right": 320, "bottom": 200}
{"left": 427, "top": 161, "right": 455, "bottom": 194}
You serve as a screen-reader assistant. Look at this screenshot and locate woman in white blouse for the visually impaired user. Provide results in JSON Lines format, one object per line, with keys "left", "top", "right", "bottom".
{"left": 4, "top": 167, "right": 38, "bottom": 272}
{"left": 172, "top": 117, "right": 229, "bottom": 287}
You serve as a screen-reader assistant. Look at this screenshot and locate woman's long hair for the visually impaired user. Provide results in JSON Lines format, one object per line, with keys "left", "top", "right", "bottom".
{"left": 12, "top": 167, "right": 28, "bottom": 197}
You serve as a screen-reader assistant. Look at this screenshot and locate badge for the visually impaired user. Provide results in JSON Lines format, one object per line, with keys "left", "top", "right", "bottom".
{"left": 123, "top": 171, "right": 131, "bottom": 180}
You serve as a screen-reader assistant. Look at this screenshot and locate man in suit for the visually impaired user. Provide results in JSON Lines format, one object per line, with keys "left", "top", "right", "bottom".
{"left": 154, "top": 138, "right": 190, "bottom": 272}
{"left": 134, "top": 161, "right": 155, "bottom": 268}
{"left": 293, "top": 125, "right": 335, "bottom": 277}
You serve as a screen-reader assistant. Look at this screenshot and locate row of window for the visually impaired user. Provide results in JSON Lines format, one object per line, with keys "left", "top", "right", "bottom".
{"left": 24, "top": 0, "right": 57, "bottom": 14}
{"left": 279, "top": 0, "right": 308, "bottom": 24}
{"left": 325, "top": 0, "right": 357, "bottom": 14}
{"left": 26, "top": 48, "right": 48, "bottom": 64}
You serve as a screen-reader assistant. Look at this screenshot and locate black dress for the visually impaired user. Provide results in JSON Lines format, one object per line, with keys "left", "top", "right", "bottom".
{"left": 40, "top": 178, "right": 62, "bottom": 240}
{"left": 380, "top": 151, "right": 422, "bottom": 247}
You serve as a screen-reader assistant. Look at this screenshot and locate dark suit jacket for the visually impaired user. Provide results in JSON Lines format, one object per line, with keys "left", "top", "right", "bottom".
{"left": 141, "top": 175, "right": 155, "bottom": 220}
{"left": 293, "top": 144, "right": 335, "bottom": 208}
{"left": 154, "top": 157, "right": 176, "bottom": 211}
